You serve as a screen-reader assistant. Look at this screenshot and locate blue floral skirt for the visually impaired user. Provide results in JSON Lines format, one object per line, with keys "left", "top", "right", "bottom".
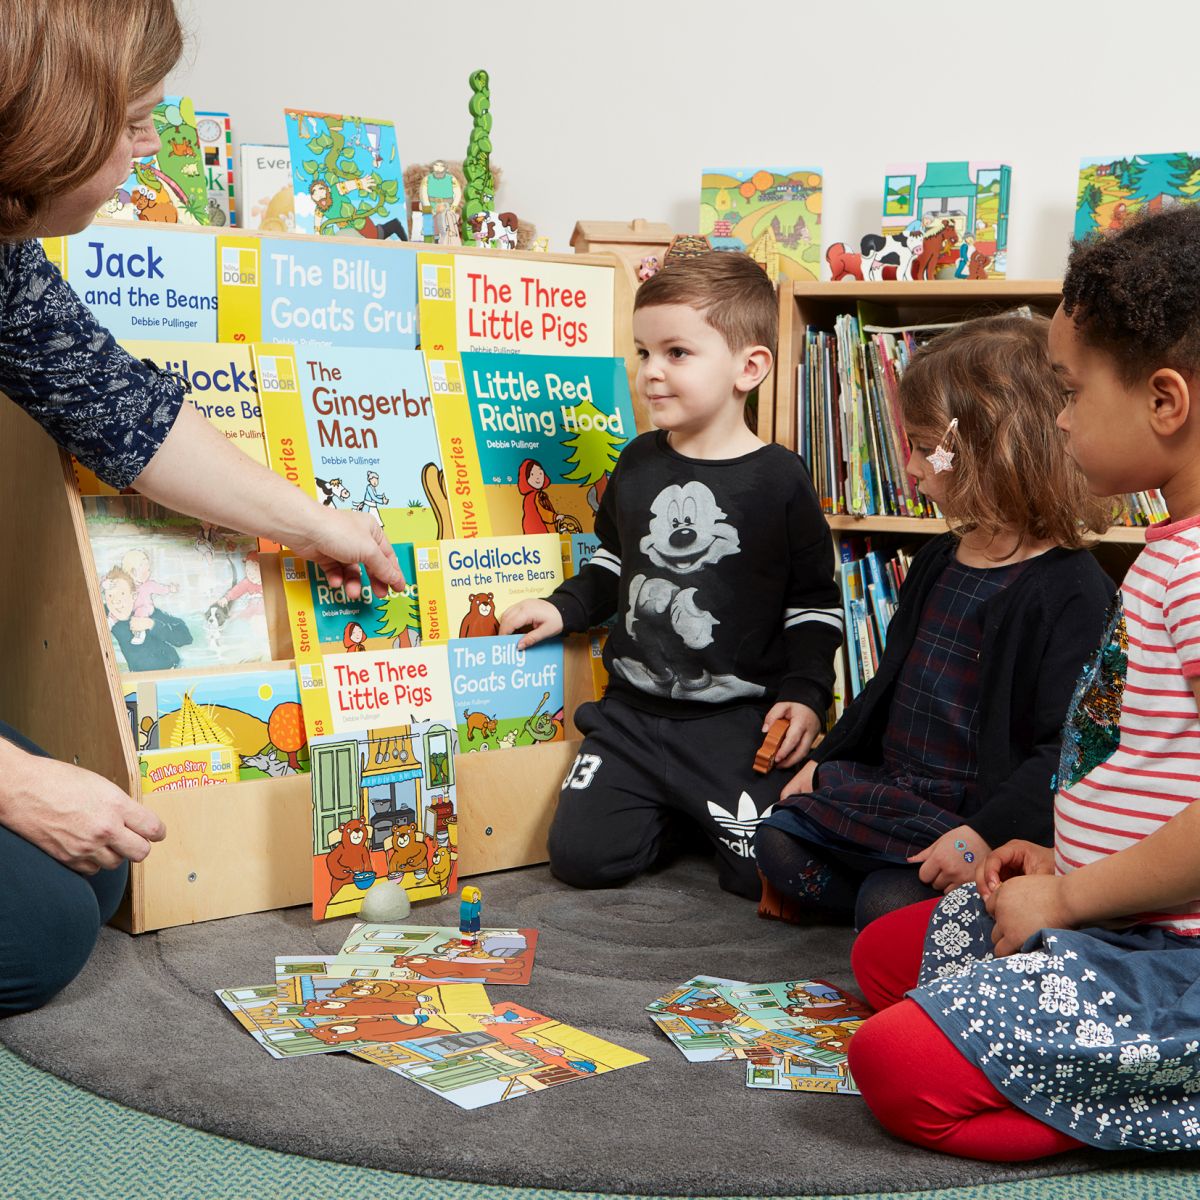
{"left": 910, "top": 885, "right": 1200, "bottom": 1151}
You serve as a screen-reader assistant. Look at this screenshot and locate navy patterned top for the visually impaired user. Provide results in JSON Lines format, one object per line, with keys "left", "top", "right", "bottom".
{"left": 1, "top": 239, "right": 184, "bottom": 487}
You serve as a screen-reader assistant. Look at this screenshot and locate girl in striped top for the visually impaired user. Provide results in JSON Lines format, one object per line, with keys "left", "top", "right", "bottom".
{"left": 846, "top": 205, "right": 1200, "bottom": 1160}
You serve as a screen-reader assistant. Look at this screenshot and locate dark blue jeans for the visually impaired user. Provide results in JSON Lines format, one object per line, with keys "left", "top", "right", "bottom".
{"left": 0, "top": 722, "right": 127, "bottom": 1015}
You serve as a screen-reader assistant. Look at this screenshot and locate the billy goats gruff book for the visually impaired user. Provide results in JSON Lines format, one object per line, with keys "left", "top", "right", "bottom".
{"left": 430, "top": 352, "right": 635, "bottom": 539}
{"left": 71, "top": 340, "right": 268, "bottom": 497}
{"left": 413, "top": 533, "right": 564, "bottom": 645}
{"left": 283, "top": 109, "right": 406, "bottom": 241}
{"left": 216, "top": 233, "right": 418, "bottom": 349}
{"left": 699, "top": 167, "right": 824, "bottom": 282}
{"left": 252, "top": 343, "right": 450, "bottom": 545}
{"left": 297, "top": 642, "right": 459, "bottom": 922}
{"left": 83, "top": 495, "right": 271, "bottom": 673}
{"left": 449, "top": 635, "right": 565, "bottom": 752}
{"left": 133, "top": 664, "right": 308, "bottom": 780}
{"left": 46, "top": 220, "right": 217, "bottom": 341}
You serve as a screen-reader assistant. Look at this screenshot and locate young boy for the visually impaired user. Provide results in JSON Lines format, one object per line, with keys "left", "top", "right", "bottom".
{"left": 499, "top": 252, "right": 842, "bottom": 898}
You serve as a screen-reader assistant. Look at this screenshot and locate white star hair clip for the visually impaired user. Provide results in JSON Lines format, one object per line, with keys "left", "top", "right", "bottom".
{"left": 928, "top": 418, "right": 959, "bottom": 474}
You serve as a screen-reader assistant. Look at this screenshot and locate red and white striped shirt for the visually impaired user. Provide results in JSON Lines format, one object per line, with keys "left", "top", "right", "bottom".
{"left": 1055, "top": 514, "right": 1200, "bottom": 935}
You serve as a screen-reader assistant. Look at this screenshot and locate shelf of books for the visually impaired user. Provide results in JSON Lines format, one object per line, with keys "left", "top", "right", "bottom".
{"left": 1, "top": 221, "right": 640, "bottom": 932}
{"left": 769, "top": 279, "right": 1160, "bottom": 719}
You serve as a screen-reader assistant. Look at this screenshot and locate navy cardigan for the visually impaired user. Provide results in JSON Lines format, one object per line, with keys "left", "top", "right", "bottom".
{"left": 809, "top": 534, "right": 1116, "bottom": 848}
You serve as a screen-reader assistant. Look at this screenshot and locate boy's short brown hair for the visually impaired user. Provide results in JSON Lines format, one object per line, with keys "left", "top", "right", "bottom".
{"left": 634, "top": 252, "right": 778, "bottom": 354}
{"left": 900, "top": 313, "right": 1108, "bottom": 551}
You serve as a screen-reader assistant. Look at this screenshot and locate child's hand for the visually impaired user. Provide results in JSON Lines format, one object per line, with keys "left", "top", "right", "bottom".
{"left": 976, "top": 839, "right": 1056, "bottom": 908}
{"left": 763, "top": 702, "right": 822, "bottom": 769}
{"left": 989, "top": 873, "right": 1075, "bottom": 957}
{"left": 780, "top": 759, "right": 818, "bottom": 803}
{"left": 498, "top": 599, "right": 563, "bottom": 649}
{"left": 909, "top": 824, "right": 991, "bottom": 892}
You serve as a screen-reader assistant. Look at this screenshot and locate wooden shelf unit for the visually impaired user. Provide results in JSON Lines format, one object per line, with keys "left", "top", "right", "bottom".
{"left": 766, "top": 279, "right": 1149, "bottom": 549}
{"left": 0, "top": 228, "right": 639, "bottom": 933}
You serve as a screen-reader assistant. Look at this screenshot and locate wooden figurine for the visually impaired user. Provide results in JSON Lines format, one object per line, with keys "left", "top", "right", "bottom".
{"left": 753, "top": 718, "right": 789, "bottom": 774}
{"left": 459, "top": 884, "right": 482, "bottom": 947}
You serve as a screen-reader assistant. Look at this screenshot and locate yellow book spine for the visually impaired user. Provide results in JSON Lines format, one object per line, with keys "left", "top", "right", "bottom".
{"left": 215, "top": 235, "right": 264, "bottom": 344}
{"left": 42, "top": 237, "right": 67, "bottom": 276}
{"left": 426, "top": 355, "right": 492, "bottom": 539}
{"left": 414, "top": 541, "right": 449, "bottom": 644}
{"left": 415, "top": 252, "right": 459, "bottom": 355}
{"left": 252, "top": 343, "right": 318, "bottom": 511}
{"left": 294, "top": 658, "right": 336, "bottom": 740}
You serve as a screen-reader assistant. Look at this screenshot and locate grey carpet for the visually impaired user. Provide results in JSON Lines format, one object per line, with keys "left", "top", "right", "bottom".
{"left": 0, "top": 857, "right": 1133, "bottom": 1196}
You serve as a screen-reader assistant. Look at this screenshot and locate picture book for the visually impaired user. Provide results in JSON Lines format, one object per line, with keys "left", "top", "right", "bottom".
{"left": 284, "top": 109, "right": 405, "bottom": 241}
{"left": 195, "top": 111, "right": 234, "bottom": 227}
{"left": 646, "top": 976, "right": 793, "bottom": 1063}
{"left": 450, "top": 636, "right": 565, "bottom": 751}
{"left": 431, "top": 352, "right": 635, "bottom": 538}
{"left": 300, "top": 643, "right": 457, "bottom": 921}
{"left": 72, "top": 340, "right": 267, "bottom": 496}
{"left": 881, "top": 161, "right": 1011, "bottom": 280}
{"left": 710, "top": 979, "right": 871, "bottom": 1033}
{"left": 352, "top": 999, "right": 647, "bottom": 1109}
{"left": 280, "top": 543, "right": 421, "bottom": 662}
{"left": 333, "top": 923, "right": 538, "bottom": 984}
{"left": 589, "top": 627, "right": 609, "bottom": 699}
{"left": 1076, "top": 152, "right": 1200, "bottom": 240}
{"left": 100, "top": 94, "right": 209, "bottom": 226}
{"left": 414, "top": 535, "right": 563, "bottom": 646}
{"left": 252, "top": 343, "right": 448, "bottom": 544}
{"left": 563, "top": 532, "right": 601, "bottom": 577}
{"left": 133, "top": 666, "right": 308, "bottom": 780}
{"left": 83, "top": 496, "right": 271, "bottom": 672}
{"left": 700, "top": 168, "right": 823, "bottom": 282}
{"left": 59, "top": 221, "right": 217, "bottom": 340}
{"left": 273, "top": 959, "right": 489, "bottom": 1015}
{"left": 417, "top": 251, "right": 614, "bottom": 357}
{"left": 139, "top": 744, "right": 237, "bottom": 793}
{"left": 219, "top": 980, "right": 486, "bottom": 1059}
{"left": 745, "top": 1044, "right": 858, "bottom": 1095}
{"left": 217, "top": 236, "right": 418, "bottom": 349}
{"left": 238, "top": 144, "right": 294, "bottom": 233}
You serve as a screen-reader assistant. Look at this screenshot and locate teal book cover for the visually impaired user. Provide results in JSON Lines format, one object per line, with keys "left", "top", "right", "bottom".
{"left": 284, "top": 109, "right": 405, "bottom": 241}
{"left": 459, "top": 352, "right": 636, "bottom": 537}
{"left": 449, "top": 635, "right": 565, "bottom": 751}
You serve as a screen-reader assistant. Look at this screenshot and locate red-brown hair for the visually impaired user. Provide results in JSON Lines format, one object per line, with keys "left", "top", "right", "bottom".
{"left": 0, "top": 0, "right": 184, "bottom": 240}
{"left": 900, "top": 314, "right": 1108, "bottom": 551}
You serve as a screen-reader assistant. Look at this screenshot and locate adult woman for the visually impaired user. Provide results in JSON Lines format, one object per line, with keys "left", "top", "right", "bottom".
{"left": 0, "top": 0, "right": 403, "bottom": 1013}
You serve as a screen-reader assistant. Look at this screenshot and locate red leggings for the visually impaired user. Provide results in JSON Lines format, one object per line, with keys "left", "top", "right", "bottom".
{"left": 847, "top": 899, "right": 1083, "bottom": 1161}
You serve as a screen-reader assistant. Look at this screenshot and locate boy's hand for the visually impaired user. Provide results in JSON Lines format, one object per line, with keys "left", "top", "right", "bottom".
{"left": 762, "top": 702, "right": 821, "bottom": 769}
{"left": 779, "top": 759, "right": 818, "bottom": 803}
{"left": 977, "top": 839, "right": 1056, "bottom": 908}
{"left": 909, "top": 824, "right": 991, "bottom": 892}
{"left": 989, "top": 873, "right": 1074, "bottom": 957}
{"left": 498, "top": 599, "right": 563, "bottom": 650}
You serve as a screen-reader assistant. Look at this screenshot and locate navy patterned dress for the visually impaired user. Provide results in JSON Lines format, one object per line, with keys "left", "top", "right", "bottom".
{"left": 765, "top": 557, "right": 1028, "bottom": 871}
{"left": 1, "top": 239, "right": 183, "bottom": 485}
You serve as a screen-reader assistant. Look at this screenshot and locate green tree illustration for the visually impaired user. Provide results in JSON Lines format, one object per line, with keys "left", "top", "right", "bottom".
{"left": 461, "top": 70, "right": 495, "bottom": 245}
{"left": 300, "top": 118, "right": 400, "bottom": 236}
{"left": 375, "top": 586, "right": 420, "bottom": 647}
{"left": 561, "top": 399, "right": 624, "bottom": 489}
{"left": 1168, "top": 152, "right": 1200, "bottom": 198}
{"left": 1074, "top": 181, "right": 1103, "bottom": 240}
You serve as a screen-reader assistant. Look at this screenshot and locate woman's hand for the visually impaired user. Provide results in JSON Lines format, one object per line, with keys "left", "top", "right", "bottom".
{"left": 286, "top": 506, "right": 405, "bottom": 600}
{"left": 498, "top": 599, "right": 564, "bottom": 649}
{"left": 976, "top": 839, "right": 1056, "bottom": 907}
{"left": 762, "top": 702, "right": 822, "bottom": 769}
{"left": 0, "top": 742, "right": 166, "bottom": 875}
{"left": 909, "top": 824, "right": 991, "bottom": 892}
{"left": 989, "top": 873, "right": 1075, "bottom": 957}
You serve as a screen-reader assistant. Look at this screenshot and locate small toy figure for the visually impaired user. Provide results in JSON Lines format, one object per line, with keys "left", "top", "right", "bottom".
{"left": 459, "top": 885, "right": 482, "bottom": 947}
{"left": 637, "top": 255, "right": 660, "bottom": 282}
{"left": 753, "top": 718, "right": 789, "bottom": 774}
{"left": 420, "top": 160, "right": 463, "bottom": 246}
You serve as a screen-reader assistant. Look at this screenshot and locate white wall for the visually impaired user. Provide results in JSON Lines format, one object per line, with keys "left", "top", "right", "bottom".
{"left": 171, "top": 0, "right": 1196, "bottom": 279}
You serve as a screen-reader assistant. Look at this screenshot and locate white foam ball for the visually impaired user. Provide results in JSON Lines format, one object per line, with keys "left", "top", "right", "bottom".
{"left": 360, "top": 880, "right": 412, "bottom": 923}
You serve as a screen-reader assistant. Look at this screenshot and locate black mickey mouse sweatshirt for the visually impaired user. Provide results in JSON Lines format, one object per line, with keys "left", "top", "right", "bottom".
{"left": 548, "top": 431, "right": 843, "bottom": 718}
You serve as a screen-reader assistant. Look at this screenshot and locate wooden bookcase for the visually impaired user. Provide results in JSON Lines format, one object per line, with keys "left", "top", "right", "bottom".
{"left": 0, "top": 230, "right": 640, "bottom": 933}
{"left": 764, "top": 279, "right": 1148, "bottom": 556}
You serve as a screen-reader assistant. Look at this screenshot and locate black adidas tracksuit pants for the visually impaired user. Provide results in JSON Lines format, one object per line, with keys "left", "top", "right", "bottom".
{"left": 549, "top": 696, "right": 786, "bottom": 898}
